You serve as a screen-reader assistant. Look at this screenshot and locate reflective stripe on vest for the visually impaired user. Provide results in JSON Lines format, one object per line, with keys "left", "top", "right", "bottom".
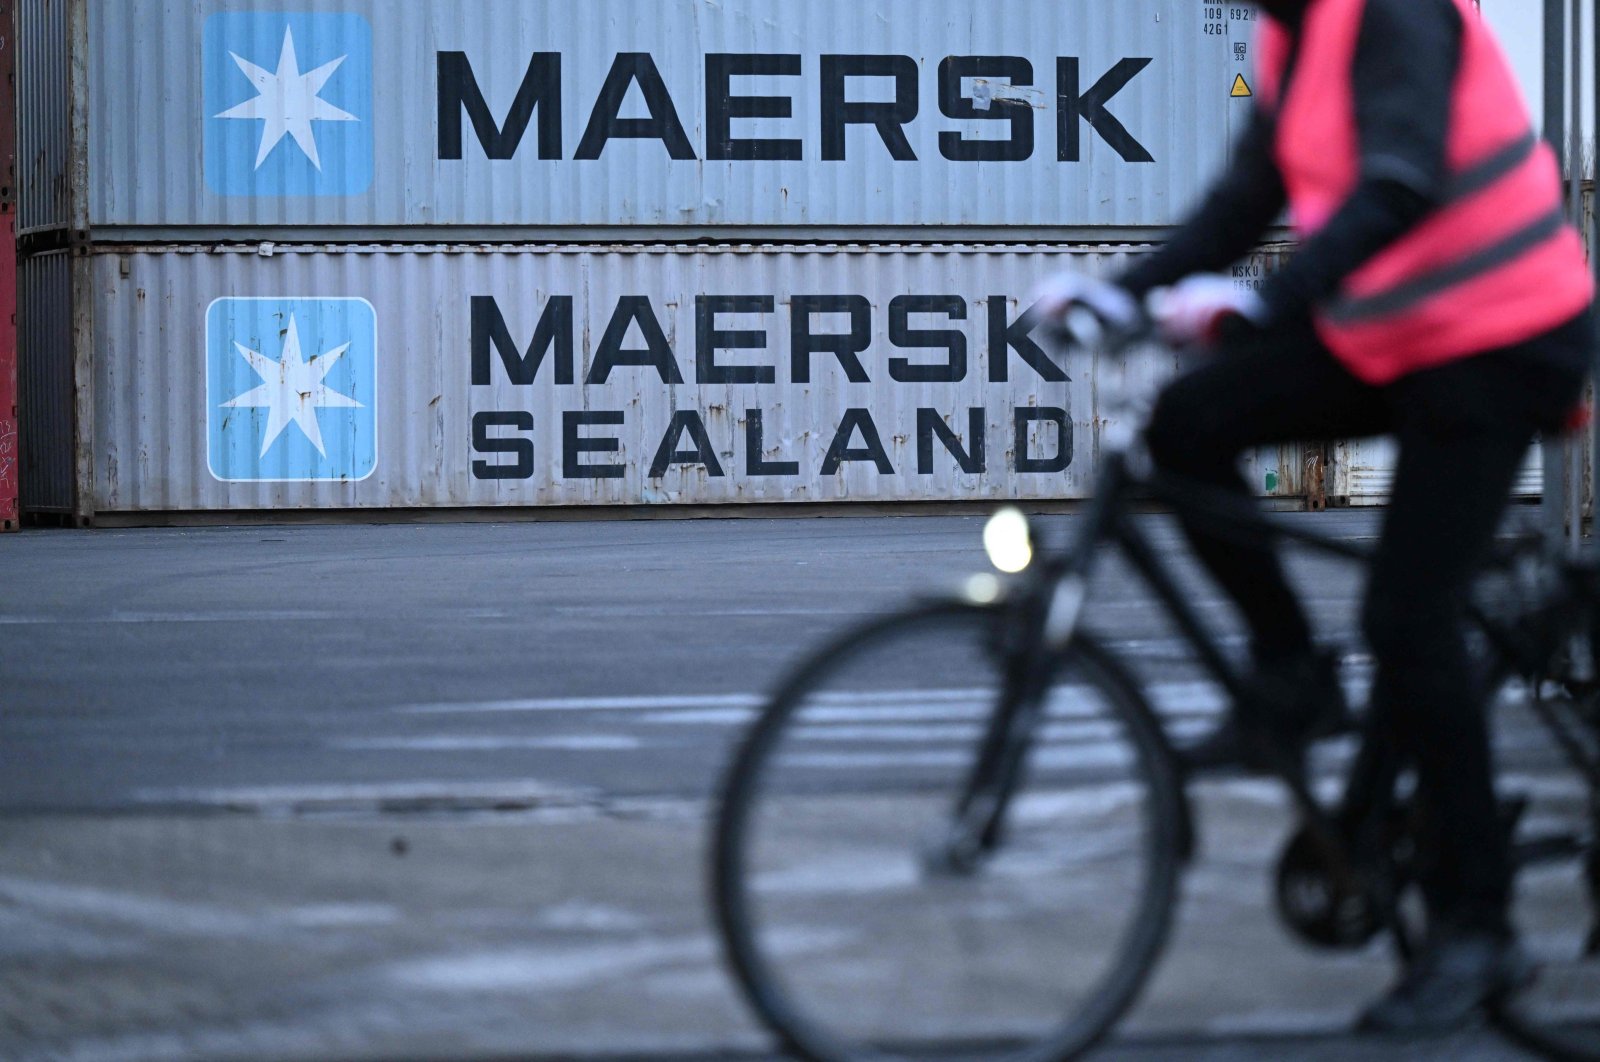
{"left": 1326, "top": 205, "right": 1565, "bottom": 325}
{"left": 1438, "top": 130, "right": 1538, "bottom": 204}
{"left": 1258, "top": 0, "right": 1592, "bottom": 383}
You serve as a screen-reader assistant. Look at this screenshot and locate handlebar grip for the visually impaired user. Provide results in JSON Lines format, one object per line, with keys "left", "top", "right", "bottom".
{"left": 1063, "top": 306, "right": 1106, "bottom": 348}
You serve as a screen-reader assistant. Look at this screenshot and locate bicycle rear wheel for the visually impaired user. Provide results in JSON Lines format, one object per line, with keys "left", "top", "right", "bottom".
{"left": 711, "top": 600, "right": 1186, "bottom": 1062}
{"left": 1491, "top": 681, "right": 1600, "bottom": 1060}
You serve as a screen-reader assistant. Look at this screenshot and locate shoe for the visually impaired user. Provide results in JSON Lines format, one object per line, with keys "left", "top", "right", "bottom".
{"left": 1181, "top": 650, "right": 1350, "bottom": 774}
{"left": 1358, "top": 927, "right": 1535, "bottom": 1035}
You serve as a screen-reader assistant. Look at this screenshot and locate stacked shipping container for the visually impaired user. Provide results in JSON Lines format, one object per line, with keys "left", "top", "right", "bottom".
{"left": 20, "top": 0, "right": 1318, "bottom": 520}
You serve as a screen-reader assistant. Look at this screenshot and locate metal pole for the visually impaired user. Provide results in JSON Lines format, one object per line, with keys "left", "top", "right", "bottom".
{"left": 1571, "top": 0, "right": 1583, "bottom": 223}
{"left": 1545, "top": 0, "right": 1571, "bottom": 545}
{"left": 1568, "top": 0, "right": 1584, "bottom": 550}
{"left": 0, "top": 0, "right": 16, "bottom": 533}
{"left": 1592, "top": 0, "right": 1600, "bottom": 553}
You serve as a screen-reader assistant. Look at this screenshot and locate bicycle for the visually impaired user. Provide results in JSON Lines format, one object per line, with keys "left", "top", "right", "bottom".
{"left": 709, "top": 320, "right": 1600, "bottom": 1062}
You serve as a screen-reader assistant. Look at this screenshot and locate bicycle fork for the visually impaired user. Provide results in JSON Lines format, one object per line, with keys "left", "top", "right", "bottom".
{"left": 922, "top": 638, "right": 1053, "bottom": 877}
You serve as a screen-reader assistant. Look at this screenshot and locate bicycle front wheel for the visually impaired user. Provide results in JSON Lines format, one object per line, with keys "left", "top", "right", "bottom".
{"left": 711, "top": 600, "right": 1186, "bottom": 1062}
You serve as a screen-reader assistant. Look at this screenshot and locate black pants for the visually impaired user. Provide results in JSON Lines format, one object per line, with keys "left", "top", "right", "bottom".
{"left": 1146, "top": 312, "right": 1591, "bottom": 932}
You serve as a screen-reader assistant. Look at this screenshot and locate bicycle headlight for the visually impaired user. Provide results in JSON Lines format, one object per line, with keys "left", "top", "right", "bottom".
{"left": 983, "top": 507, "right": 1034, "bottom": 574}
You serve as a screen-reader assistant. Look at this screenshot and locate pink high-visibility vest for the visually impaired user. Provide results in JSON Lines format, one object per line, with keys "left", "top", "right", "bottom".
{"left": 1257, "top": 0, "right": 1592, "bottom": 383}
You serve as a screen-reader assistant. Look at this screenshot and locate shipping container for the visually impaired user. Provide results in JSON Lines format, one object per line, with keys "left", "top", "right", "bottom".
{"left": 1328, "top": 437, "right": 1549, "bottom": 507}
{"left": 18, "top": 251, "right": 74, "bottom": 515}
{"left": 17, "top": 0, "right": 74, "bottom": 238}
{"left": 24, "top": 243, "right": 1309, "bottom": 518}
{"left": 21, "top": 0, "right": 1258, "bottom": 240}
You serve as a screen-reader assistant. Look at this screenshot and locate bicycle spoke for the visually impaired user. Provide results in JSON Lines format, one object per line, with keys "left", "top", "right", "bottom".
{"left": 713, "top": 604, "right": 1183, "bottom": 1062}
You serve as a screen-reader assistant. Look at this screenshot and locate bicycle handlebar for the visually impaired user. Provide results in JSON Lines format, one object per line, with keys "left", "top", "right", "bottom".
{"left": 1023, "top": 303, "right": 1153, "bottom": 361}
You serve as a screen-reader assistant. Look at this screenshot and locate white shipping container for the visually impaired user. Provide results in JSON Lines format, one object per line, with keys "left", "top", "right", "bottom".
{"left": 25, "top": 243, "right": 1309, "bottom": 517}
{"left": 21, "top": 0, "right": 1259, "bottom": 238}
{"left": 1330, "top": 437, "right": 1547, "bottom": 506}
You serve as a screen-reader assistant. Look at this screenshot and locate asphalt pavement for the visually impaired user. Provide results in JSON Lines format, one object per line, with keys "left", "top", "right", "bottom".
{"left": 1, "top": 513, "right": 1379, "bottom": 812}
{"left": 0, "top": 511, "right": 1580, "bottom": 1061}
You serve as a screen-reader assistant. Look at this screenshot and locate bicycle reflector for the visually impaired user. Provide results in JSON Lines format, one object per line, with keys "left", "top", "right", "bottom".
{"left": 983, "top": 507, "right": 1034, "bottom": 573}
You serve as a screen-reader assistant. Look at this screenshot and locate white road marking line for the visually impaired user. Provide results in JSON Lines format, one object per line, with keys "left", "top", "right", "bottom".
{"left": 392, "top": 681, "right": 1239, "bottom": 717}
{"left": 331, "top": 735, "right": 642, "bottom": 752}
{"left": 774, "top": 744, "right": 1139, "bottom": 771}
{"left": 385, "top": 937, "right": 715, "bottom": 993}
{"left": 284, "top": 903, "right": 402, "bottom": 928}
{"left": 789, "top": 721, "right": 1124, "bottom": 743}
{"left": 641, "top": 708, "right": 770, "bottom": 725}
{"left": 360, "top": 683, "right": 1247, "bottom": 758}
{"left": 550, "top": 605, "right": 869, "bottom": 617}
{"left": 812, "top": 688, "right": 995, "bottom": 703}
{"left": 532, "top": 902, "right": 649, "bottom": 933}
{"left": 0, "top": 609, "right": 347, "bottom": 625}
{"left": 0, "top": 878, "right": 398, "bottom": 937}
{"left": 130, "top": 779, "right": 591, "bottom": 808}
{"left": 383, "top": 927, "right": 846, "bottom": 994}
{"left": 397, "top": 693, "right": 765, "bottom": 714}
{"left": 0, "top": 608, "right": 513, "bottom": 624}
{"left": 642, "top": 695, "right": 1234, "bottom": 727}
{"left": 0, "top": 877, "right": 267, "bottom": 936}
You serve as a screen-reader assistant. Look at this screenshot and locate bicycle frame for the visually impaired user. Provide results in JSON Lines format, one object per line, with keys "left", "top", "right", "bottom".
{"left": 1039, "top": 447, "right": 1396, "bottom": 885}
{"left": 710, "top": 327, "right": 1600, "bottom": 1062}
{"left": 1054, "top": 449, "right": 1372, "bottom": 716}
{"left": 946, "top": 332, "right": 1598, "bottom": 931}
{"left": 944, "top": 441, "right": 1384, "bottom": 878}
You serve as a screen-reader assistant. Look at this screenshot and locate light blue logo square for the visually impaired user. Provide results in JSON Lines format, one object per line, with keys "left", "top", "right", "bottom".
{"left": 203, "top": 12, "right": 374, "bottom": 197}
{"left": 207, "top": 298, "right": 378, "bottom": 482}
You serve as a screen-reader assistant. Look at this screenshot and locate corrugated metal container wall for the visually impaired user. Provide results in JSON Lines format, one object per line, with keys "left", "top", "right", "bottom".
{"left": 19, "top": 250, "right": 72, "bottom": 511}
{"left": 83, "top": 0, "right": 1256, "bottom": 237}
{"left": 1329, "top": 439, "right": 1551, "bottom": 506}
{"left": 86, "top": 244, "right": 1304, "bottom": 513}
{"left": 18, "top": 0, "right": 71, "bottom": 236}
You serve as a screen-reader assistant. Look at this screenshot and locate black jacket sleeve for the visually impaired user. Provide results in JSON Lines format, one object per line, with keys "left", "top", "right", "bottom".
{"left": 1120, "top": 0, "right": 1463, "bottom": 319}
{"left": 1117, "top": 108, "right": 1286, "bottom": 300}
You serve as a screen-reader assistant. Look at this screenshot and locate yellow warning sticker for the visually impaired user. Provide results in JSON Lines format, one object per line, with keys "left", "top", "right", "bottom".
{"left": 1231, "top": 74, "right": 1253, "bottom": 98}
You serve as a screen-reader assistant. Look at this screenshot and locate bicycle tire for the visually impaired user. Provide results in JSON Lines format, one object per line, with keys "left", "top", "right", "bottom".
{"left": 1485, "top": 586, "right": 1600, "bottom": 1061}
{"left": 710, "top": 599, "right": 1187, "bottom": 1062}
{"left": 1491, "top": 796, "right": 1593, "bottom": 1062}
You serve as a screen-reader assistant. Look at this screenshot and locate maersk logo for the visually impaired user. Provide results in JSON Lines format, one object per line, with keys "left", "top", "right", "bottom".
{"left": 203, "top": 12, "right": 374, "bottom": 197}
{"left": 207, "top": 299, "right": 378, "bottom": 483}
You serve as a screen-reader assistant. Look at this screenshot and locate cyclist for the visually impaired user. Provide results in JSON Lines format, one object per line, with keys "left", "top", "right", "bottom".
{"left": 1033, "top": 0, "right": 1594, "bottom": 1034}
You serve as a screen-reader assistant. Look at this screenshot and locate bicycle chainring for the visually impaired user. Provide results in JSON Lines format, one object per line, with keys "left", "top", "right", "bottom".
{"left": 1274, "top": 827, "right": 1385, "bottom": 950}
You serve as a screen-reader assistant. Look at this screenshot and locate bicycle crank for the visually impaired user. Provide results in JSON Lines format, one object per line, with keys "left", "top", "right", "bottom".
{"left": 1274, "top": 826, "right": 1386, "bottom": 950}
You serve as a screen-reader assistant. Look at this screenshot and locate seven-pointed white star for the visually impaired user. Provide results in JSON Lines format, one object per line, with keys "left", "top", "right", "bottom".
{"left": 215, "top": 26, "right": 357, "bottom": 171}
{"left": 221, "top": 315, "right": 364, "bottom": 460}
